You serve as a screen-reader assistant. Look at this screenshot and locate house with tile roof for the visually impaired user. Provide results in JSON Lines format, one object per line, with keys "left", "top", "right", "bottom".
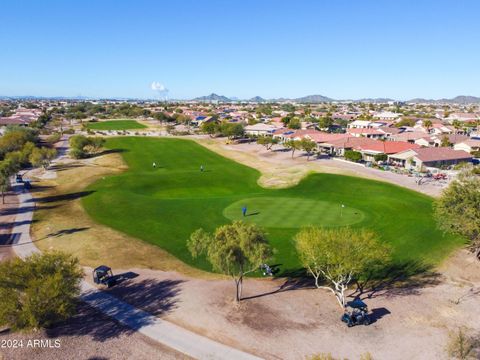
{"left": 388, "top": 147, "right": 473, "bottom": 171}
{"left": 453, "top": 139, "right": 480, "bottom": 154}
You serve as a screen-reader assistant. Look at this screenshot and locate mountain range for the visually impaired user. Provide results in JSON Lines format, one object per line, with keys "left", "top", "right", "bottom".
{"left": 2, "top": 93, "right": 480, "bottom": 104}
{"left": 191, "top": 93, "right": 480, "bottom": 104}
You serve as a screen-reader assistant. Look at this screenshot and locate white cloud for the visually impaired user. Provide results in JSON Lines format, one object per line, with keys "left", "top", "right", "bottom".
{"left": 151, "top": 81, "right": 167, "bottom": 92}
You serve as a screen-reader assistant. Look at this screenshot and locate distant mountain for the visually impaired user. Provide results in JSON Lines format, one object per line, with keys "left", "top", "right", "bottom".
{"left": 192, "top": 93, "right": 231, "bottom": 102}
{"left": 294, "top": 94, "right": 334, "bottom": 103}
{"left": 249, "top": 96, "right": 266, "bottom": 103}
{"left": 407, "top": 95, "right": 480, "bottom": 104}
{"left": 352, "top": 98, "right": 396, "bottom": 103}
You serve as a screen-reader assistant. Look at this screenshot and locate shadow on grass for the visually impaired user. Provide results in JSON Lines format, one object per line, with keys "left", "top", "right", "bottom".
{"left": 48, "top": 163, "right": 85, "bottom": 172}
{"left": 94, "top": 148, "right": 129, "bottom": 157}
{"left": 46, "top": 227, "right": 90, "bottom": 238}
{"left": 29, "top": 190, "right": 95, "bottom": 203}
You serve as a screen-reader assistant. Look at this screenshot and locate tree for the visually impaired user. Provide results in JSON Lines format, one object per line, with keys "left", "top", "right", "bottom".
{"left": 452, "top": 120, "right": 462, "bottom": 134}
{"left": 301, "top": 138, "right": 317, "bottom": 160}
{"left": 85, "top": 137, "right": 105, "bottom": 154}
{"left": 344, "top": 150, "right": 363, "bottom": 162}
{"left": 0, "top": 251, "right": 83, "bottom": 330}
{"left": 29, "top": 147, "right": 57, "bottom": 169}
{"left": 201, "top": 121, "right": 219, "bottom": 137}
{"left": 288, "top": 117, "right": 301, "bottom": 129}
{"left": 220, "top": 122, "right": 244, "bottom": 139}
{"left": 294, "top": 227, "right": 390, "bottom": 307}
{"left": 285, "top": 140, "right": 302, "bottom": 158}
{"left": 257, "top": 136, "right": 278, "bottom": 151}
{"left": 0, "top": 159, "right": 19, "bottom": 204}
{"left": 423, "top": 120, "right": 433, "bottom": 133}
{"left": 69, "top": 135, "right": 104, "bottom": 159}
{"left": 434, "top": 167, "right": 480, "bottom": 259}
{"left": 441, "top": 135, "right": 452, "bottom": 147}
{"left": 188, "top": 221, "right": 272, "bottom": 302}
{"left": 317, "top": 116, "right": 334, "bottom": 130}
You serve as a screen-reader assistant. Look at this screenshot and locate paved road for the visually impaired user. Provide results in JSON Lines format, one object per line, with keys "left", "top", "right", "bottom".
{"left": 9, "top": 159, "right": 262, "bottom": 360}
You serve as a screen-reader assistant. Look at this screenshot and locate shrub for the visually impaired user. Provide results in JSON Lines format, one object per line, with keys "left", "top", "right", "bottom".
{"left": 344, "top": 150, "right": 363, "bottom": 162}
{"left": 46, "top": 133, "right": 61, "bottom": 144}
{"left": 471, "top": 150, "right": 480, "bottom": 158}
{"left": 445, "top": 327, "right": 479, "bottom": 360}
{"left": 69, "top": 148, "right": 85, "bottom": 159}
{"left": 374, "top": 153, "right": 388, "bottom": 162}
{"left": 0, "top": 252, "right": 83, "bottom": 330}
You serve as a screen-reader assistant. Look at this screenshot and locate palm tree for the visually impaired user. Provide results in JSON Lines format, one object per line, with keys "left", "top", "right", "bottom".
{"left": 423, "top": 120, "right": 433, "bottom": 133}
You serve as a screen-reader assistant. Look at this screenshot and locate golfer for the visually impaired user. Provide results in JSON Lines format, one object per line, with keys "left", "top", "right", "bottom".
{"left": 200, "top": 165, "right": 204, "bottom": 172}
{"left": 242, "top": 206, "right": 247, "bottom": 217}
{"left": 152, "top": 162, "right": 156, "bottom": 168}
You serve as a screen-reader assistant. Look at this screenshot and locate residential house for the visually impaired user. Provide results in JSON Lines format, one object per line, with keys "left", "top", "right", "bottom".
{"left": 454, "top": 139, "right": 480, "bottom": 154}
{"left": 390, "top": 131, "right": 429, "bottom": 143}
{"left": 347, "top": 128, "right": 385, "bottom": 139}
{"left": 244, "top": 123, "right": 278, "bottom": 136}
{"left": 348, "top": 120, "right": 372, "bottom": 129}
{"left": 372, "top": 111, "right": 401, "bottom": 121}
{"left": 388, "top": 148, "right": 473, "bottom": 171}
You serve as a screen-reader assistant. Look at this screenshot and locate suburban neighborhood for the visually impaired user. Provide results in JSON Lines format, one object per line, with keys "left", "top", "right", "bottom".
{"left": 1, "top": 1, "right": 480, "bottom": 360}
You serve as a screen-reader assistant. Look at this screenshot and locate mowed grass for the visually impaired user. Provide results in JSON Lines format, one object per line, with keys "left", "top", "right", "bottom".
{"left": 82, "top": 137, "right": 464, "bottom": 273}
{"left": 86, "top": 119, "right": 147, "bottom": 130}
{"left": 224, "top": 197, "right": 365, "bottom": 228}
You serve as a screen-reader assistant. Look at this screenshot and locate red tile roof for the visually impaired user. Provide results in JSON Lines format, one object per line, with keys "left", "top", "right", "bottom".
{"left": 399, "top": 147, "right": 473, "bottom": 162}
{"left": 413, "top": 148, "right": 472, "bottom": 162}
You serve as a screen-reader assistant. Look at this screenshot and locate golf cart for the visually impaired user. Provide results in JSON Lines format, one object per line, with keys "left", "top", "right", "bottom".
{"left": 341, "top": 299, "right": 371, "bottom": 327}
{"left": 93, "top": 265, "right": 117, "bottom": 288}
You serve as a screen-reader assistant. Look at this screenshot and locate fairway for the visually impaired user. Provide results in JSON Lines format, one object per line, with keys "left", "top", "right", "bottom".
{"left": 82, "top": 137, "right": 463, "bottom": 273}
{"left": 224, "top": 197, "right": 364, "bottom": 228}
{"left": 86, "top": 119, "right": 147, "bottom": 130}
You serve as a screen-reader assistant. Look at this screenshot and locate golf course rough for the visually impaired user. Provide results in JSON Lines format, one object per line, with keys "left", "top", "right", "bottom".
{"left": 82, "top": 137, "right": 464, "bottom": 273}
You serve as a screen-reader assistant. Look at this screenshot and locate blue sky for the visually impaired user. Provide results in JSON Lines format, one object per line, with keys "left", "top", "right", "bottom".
{"left": 1, "top": 0, "right": 479, "bottom": 100}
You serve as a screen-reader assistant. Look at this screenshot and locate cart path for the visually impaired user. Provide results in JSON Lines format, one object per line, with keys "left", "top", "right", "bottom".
{"left": 9, "top": 159, "right": 262, "bottom": 360}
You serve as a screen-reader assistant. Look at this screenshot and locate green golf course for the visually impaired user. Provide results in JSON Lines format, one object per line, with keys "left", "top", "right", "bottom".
{"left": 86, "top": 119, "right": 147, "bottom": 130}
{"left": 82, "top": 137, "right": 463, "bottom": 273}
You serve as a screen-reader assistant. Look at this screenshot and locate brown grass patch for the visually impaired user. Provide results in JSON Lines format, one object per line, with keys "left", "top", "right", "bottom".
{"left": 31, "top": 153, "right": 213, "bottom": 278}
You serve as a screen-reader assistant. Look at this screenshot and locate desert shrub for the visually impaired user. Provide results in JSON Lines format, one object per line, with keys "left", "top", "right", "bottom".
{"left": 0, "top": 252, "right": 83, "bottom": 330}
{"left": 344, "top": 150, "right": 363, "bottom": 162}
{"left": 445, "top": 327, "right": 479, "bottom": 360}
{"left": 374, "top": 153, "right": 388, "bottom": 162}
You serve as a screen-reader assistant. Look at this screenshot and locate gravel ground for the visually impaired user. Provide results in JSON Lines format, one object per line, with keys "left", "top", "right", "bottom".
{"left": 0, "top": 302, "right": 190, "bottom": 360}
{"left": 91, "top": 249, "right": 480, "bottom": 360}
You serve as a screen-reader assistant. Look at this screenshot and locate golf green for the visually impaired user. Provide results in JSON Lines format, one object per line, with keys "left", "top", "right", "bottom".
{"left": 224, "top": 197, "right": 365, "bottom": 228}
{"left": 86, "top": 120, "right": 147, "bottom": 130}
{"left": 82, "top": 137, "right": 464, "bottom": 273}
